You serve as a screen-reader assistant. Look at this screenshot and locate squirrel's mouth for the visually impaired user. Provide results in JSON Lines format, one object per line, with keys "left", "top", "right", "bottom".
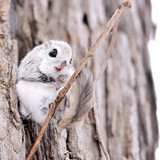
{"left": 55, "top": 61, "right": 67, "bottom": 72}
{"left": 55, "top": 67, "right": 62, "bottom": 72}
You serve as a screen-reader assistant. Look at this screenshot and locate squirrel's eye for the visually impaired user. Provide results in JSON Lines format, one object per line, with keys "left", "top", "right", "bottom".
{"left": 49, "top": 49, "right": 57, "bottom": 57}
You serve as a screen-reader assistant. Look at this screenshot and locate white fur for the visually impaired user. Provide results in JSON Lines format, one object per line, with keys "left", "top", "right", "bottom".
{"left": 16, "top": 40, "right": 74, "bottom": 124}
{"left": 17, "top": 81, "right": 57, "bottom": 124}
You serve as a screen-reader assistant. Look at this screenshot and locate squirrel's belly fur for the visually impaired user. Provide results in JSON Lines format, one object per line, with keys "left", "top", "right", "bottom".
{"left": 17, "top": 80, "right": 57, "bottom": 124}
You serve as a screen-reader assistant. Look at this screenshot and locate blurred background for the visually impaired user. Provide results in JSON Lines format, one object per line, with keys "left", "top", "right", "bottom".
{"left": 149, "top": 0, "right": 160, "bottom": 159}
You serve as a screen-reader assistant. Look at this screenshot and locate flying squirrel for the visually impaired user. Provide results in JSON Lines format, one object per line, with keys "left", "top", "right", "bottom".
{"left": 16, "top": 40, "right": 93, "bottom": 128}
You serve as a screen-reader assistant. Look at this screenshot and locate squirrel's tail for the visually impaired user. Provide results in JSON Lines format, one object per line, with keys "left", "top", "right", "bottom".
{"left": 58, "top": 68, "right": 93, "bottom": 128}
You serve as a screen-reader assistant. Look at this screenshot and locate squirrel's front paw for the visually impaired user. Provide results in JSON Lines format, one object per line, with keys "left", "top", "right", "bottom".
{"left": 51, "top": 82, "right": 61, "bottom": 90}
{"left": 57, "top": 75, "right": 68, "bottom": 83}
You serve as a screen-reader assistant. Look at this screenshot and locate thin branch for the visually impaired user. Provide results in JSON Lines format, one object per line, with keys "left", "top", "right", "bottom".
{"left": 26, "top": 1, "right": 131, "bottom": 160}
{"left": 93, "top": 100, "right": 110, "bottom": 160}
{"left": 94, "top": 22, "right": 119, "bottom": 84}
{"left": 93, "top": 22, "right": 118, "bottom": 160}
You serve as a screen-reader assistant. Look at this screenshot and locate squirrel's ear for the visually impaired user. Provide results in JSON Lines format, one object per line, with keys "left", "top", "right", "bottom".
{"left": 43, "top": 40, "right": 52, "bottom": 49}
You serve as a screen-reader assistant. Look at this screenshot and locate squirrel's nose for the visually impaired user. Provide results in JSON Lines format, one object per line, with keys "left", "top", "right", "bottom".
{"left": 61, "top": 60, "right": 67, "bottom": 68}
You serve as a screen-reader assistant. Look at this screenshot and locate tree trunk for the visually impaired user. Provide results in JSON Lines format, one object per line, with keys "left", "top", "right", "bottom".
{"left": 0, "top": 0, "right": 25, "bottom": 159}
{"left": 0, "top": 0, "right": 158, "bottom": 160}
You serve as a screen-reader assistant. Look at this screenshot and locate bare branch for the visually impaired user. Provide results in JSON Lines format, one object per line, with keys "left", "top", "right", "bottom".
{"left": 93, "top": 22, "right": 118, "bottom": 160}
{"left": 94, "top": 22, "right": 118, "bottom": 83}
{"left": 26, "top": 1, "right": 131, "bottom": 160}
{"left": 93, "top": 100, "right": 110, "bottom": 160}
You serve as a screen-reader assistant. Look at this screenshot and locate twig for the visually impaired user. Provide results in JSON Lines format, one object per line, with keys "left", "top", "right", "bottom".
{"left": 93, "top": 100, "right": 110, "bottom": 160}
{"left": 94, "top": 22, "right": 118, "bottom": 84}
{"left": 93, "top": 22, "right": 118, "bottom": 160}
{"left": 26, "top": 1, "right": 131, "bottom": 160}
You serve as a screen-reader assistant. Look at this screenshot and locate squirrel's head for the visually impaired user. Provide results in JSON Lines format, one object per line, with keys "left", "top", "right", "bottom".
{"left": 33, "top": 40, "right": 73, "bottom": 78}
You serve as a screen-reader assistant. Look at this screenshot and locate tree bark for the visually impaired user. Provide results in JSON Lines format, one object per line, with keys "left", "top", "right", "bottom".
{"left": 0, "top": 0, "right": 157, "bottom": 160}
{"left": 0, "top": 0, "right": 25, "bottom": 159}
